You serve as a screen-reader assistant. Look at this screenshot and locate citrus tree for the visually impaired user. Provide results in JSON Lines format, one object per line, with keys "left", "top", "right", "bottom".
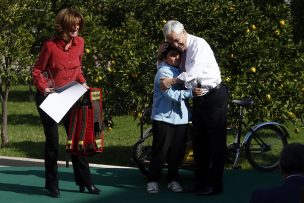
{"left": 0, "top": 0, "right": 36, "bottom": 146}
{"left": 79, "top": 0, "right": 303, "bottom": 127}
{"left": 192, "top": 0, "right": 303, "bottom": 124}
{"left": 1, "top": 0, "right": 303, "bottom": 136}
{"left": 78, "top": 1, "right": 158, "bottom": 128}
{"left": 0, "top": 0, "right": 55, "bottom": 147}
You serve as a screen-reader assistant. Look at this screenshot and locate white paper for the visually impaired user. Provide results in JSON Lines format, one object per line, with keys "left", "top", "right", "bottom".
{"left": 39, "top": 81, "right": 87, "bottom": 123}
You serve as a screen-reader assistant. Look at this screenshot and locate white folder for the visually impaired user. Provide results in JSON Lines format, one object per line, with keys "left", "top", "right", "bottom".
{"left": 39, "top": 81, "right": 87, "bottom": 123}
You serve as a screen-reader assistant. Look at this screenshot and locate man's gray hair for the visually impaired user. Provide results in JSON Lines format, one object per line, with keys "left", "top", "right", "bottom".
{"left": 163, "top": 20, "right": 184, "bottom": 41}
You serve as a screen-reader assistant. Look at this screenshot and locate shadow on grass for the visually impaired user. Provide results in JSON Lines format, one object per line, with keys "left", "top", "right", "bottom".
{"left": 0, "top": 169, "right": 86, "bottom": 196}
{"left": 0, "top": 182, "right": 47, "bottom": 196}
{"left": 8, "top": 141, "right": 135, "bottom": 167}
{"left": 9, "top": 89, "right": 34, "bottom": 102}
{"left": 8, "top": 114, "right": 41, "bottom": 126}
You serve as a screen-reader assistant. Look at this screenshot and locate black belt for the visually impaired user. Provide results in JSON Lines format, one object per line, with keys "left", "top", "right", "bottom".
{"left": 206, "top": 82, "right": 223, "bottom": 96}
{"left": 195, "top": 82, "right": 224, "bottom": 100}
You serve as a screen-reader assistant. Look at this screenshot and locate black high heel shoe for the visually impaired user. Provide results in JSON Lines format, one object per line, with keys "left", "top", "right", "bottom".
{"left": 79, "top": 184, "right": 100, "bottom": 194}
{"left": 47, "top": 188, "right": 60, "bottom": 198}
{"left": 79, "top": 184, "right": 85, "bottom": 193}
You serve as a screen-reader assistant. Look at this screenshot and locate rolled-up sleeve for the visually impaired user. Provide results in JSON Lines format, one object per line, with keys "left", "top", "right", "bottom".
{"left": 76, "top": 68, "right": 86, "bottom": 84}
{"left": 32, "top": 43, "right": 50, "bottom": 93}
{"left": 76, "top": 40, "right": 86, "bottom": 83}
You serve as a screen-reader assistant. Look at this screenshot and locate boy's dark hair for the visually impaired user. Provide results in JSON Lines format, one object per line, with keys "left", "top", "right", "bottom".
{"left": 279, "top": 143, "right": 304, "bottom": 175}
{"left": 159, "top": 42, "right": 180, "bottom": 60}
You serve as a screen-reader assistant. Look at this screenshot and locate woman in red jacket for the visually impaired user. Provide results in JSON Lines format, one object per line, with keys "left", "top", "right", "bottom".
{"left": 32, "top": 8, "right": 99, "bottom": 198}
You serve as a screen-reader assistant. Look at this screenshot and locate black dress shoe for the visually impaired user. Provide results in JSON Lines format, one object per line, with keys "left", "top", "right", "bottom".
{"left": 47, "top": 189, "right": 60, "bottom": 198}
{"left": 183, "top": 185, "right": 202, "bottom": 193}
{"left": 213, "top": 184, "right": 223, "bottom": 194}
{"left": 79, "top": 184, "right": 100, "bottom": 194}
{"left": 196, "top": 186, "right": 223, "bottom": 196}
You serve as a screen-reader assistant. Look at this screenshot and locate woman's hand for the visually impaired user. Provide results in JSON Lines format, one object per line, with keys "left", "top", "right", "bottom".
{"left": 44, "top": 87, "right": 55, "bottom": 96}
{"left": 82, "top": 82, "right": 90, "bottom": 89}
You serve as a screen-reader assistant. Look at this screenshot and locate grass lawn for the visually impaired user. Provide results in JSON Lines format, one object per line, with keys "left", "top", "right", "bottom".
{"left": 1, "top": 85, "right": 143, "bottom": 167}
{"left": 0, "top": 85, "right": 303, "bottom": 169}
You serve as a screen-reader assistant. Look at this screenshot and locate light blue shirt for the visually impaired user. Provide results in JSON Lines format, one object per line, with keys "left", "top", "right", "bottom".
{"left": 151, "top": 62, "right": 193, "bottom": 125}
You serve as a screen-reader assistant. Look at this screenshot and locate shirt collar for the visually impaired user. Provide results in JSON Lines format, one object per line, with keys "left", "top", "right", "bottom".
{"left": 56, "top": 37, "right": 78, "bottom": 50}
{"left": 186, "top": 33, "right": 191, "bottom": 50}
{"left": 157, "top": 61, "right": 179, "bottom": 70}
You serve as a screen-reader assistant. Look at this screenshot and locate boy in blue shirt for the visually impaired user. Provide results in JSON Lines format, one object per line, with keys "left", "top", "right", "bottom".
{"left": 147, "top": 43, "right": 200, "bottom": 194}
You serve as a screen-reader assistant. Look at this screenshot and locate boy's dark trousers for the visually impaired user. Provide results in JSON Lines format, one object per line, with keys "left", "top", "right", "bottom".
{"left": 148, "top": 120, "right": 188, "bottom": 182}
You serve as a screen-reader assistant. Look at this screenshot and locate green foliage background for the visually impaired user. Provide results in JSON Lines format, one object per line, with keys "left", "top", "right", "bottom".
{"left": 79, "top": 0, "right": 304, "bottom": 125}
{"left": 1, "top": 0, "right": 303, "bottom": 127}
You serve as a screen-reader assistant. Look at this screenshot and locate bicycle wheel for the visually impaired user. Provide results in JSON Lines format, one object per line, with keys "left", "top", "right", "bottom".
{"left": 245, "top": 124, "right": 288, "bottom": 172}
{"left": 132, "top": 127, "right": 153, "bottom": 176}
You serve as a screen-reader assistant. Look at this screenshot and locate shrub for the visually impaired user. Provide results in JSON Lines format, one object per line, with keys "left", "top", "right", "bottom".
{"left": 78, "top": 0, "right": 303, "bottom": 125}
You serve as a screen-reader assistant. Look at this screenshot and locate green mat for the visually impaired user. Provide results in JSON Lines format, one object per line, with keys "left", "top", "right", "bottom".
{"left": 0, "top": 166, "right": 282, "bottom": 203}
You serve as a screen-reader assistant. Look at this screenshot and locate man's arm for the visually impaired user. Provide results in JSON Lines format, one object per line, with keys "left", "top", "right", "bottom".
{"left": 160, "top": 77, "right": 183, "bottom": 91}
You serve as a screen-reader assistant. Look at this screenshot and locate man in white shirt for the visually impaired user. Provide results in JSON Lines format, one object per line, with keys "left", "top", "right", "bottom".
{"left": 160, "top": 20, "right": 229, "bottom": 196}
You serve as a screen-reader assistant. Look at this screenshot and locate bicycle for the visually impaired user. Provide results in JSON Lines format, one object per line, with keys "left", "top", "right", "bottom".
{"left": 132, "top": 98, "right": 289, "bottom": 176}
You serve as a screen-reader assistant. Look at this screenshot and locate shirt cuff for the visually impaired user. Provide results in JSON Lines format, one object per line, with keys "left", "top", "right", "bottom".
{"left": 177, "top": 72, "right": 196, "bottom": 83}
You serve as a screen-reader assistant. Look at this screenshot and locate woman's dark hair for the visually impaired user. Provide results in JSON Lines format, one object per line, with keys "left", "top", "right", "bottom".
{"left": 159, "top": 42, "right": 180, "bottom": 60}
{"left": 53, "top": 8, "right": 84, "bottom": 41}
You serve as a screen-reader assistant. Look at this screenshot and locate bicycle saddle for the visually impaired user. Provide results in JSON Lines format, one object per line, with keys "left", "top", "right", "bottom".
{"left": 232, "top": 98, "right": 254, "bottom": 107}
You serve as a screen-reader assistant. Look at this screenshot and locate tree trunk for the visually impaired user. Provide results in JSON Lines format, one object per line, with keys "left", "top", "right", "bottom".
{"left": 1, "top": 83, "right": 10, "bottom": 147}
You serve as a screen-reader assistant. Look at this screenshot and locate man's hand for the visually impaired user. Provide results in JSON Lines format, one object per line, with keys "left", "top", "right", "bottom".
{"left": 157, "top": 42, "right": 170, "bottom": 60}
{"left": 160, "top": 77, "right": 183, "bottom": 91}
{"left": 192, "top": 88, "right": 208, "bottom": 97}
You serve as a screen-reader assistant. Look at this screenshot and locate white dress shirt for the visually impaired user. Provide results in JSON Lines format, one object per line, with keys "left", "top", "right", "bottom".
{"left": 177, "top": 34, "right": 222, "bottom": 90}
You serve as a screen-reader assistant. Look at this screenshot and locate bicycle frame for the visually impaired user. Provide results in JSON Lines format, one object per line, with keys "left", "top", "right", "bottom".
{"left": 243, "top": 121, "right": 289, "bottom": 146}
{"left": 227, "top": 99, "right": 289, "bottom": 170}
{"left": 133, "top": 98, "right": 289, "bottom": 174}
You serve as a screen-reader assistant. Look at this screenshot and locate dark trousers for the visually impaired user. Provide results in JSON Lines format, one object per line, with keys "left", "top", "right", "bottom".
{"left": 35, "top": 91, "right": 92, "bottom": 190}
{"left": 192, "top": 84, "right": 229, "bottom": 189}
{"left": 148, "top": 120, "right": 188, "bottom": 182}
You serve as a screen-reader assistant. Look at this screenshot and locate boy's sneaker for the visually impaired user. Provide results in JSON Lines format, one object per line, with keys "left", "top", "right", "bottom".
{"left": 147, "top": 182, "right": 159, "bottom": 194}
{"left": 168, "top": 181, "right": 183, "bottom": 193}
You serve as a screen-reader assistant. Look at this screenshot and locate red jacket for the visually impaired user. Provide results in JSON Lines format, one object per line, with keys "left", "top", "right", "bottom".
{"left": 32, "top": 36, "right": 86, "bottom": 93}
